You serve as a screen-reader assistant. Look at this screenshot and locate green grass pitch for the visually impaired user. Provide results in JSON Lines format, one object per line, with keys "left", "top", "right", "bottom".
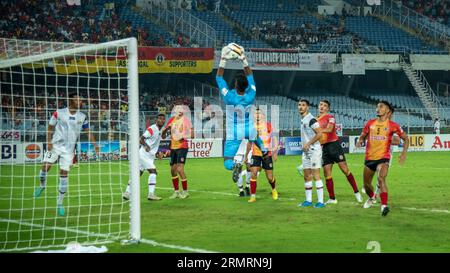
{"left": 1, "top": 152, "right": 450, "bottom": 253}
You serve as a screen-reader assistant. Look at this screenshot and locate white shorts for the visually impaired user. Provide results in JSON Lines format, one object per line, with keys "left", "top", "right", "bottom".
{"left": 302, "top": 149, "right": 322, "bottom": 170}
{"left": 139, "top": 149, "right": 156, "bottom": 171}
{"left": 233, "top": 139, "right": 251, "bottom": 165}
{"left": 42, "top": 146, "right": 73, "bottom": 172}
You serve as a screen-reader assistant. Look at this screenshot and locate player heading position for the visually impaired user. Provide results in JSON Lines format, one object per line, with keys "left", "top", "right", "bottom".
{"left": 162, "top": 105, "right": 194, "bottom": 199}
{"left": 247, "top": 109, "right": 279, "bottom": 203}
{"left": 34, "top": 92, "right": 99, "bottom": 216}
{"left": 356, "top": 101, "right": 409, "bottom": 216}
{"left": 122, "top": 113, "right": 166, "bottom": 201}
{"left": 298, "top": 99, "right": 325, "bottom": 208}
{"left": 317, "top": 99, "right": 362, "bottom": 204}
{"left": 215, "top": 43, "right": 265, "bottom": 182}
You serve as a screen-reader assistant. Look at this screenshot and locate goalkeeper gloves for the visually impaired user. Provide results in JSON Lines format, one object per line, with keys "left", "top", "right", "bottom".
{"left": 220, "top": 43, "right": 248, "bottom": 68}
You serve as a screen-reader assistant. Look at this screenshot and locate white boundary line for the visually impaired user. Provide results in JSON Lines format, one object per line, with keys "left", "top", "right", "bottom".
{"left": 0, "top": 218, "right": 217, "bottom": 253}
{"left": 156, "top": 187, "right": 450, "bottom": 214}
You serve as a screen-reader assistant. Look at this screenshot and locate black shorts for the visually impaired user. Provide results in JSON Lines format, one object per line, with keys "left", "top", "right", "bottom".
{"left": 364, "top": 158, "right": 390, "bottom": 172}
{"left": 170, "top": 148, "right": 188, "bottom": 166}
{"left": 250, "top": 155, "right": 273, "bottom": 170}
{"left": 322, "top": 141, "right": 346, "bottom": 166}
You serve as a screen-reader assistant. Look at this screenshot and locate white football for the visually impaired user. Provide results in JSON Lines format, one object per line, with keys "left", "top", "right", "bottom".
{"left": 223, "top": 43, "right": 244, "bottom": 60}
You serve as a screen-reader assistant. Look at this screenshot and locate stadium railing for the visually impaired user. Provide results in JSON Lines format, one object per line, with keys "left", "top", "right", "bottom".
{"left": 372, "top": 0, "right": 450, "bottom": 51}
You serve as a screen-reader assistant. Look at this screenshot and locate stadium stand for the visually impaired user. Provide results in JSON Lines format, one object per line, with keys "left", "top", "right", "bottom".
{"left": 402, "top": 0, "right": 450, "bottom": 26}
{"left": 0, "top": 0, "right": 174, "bottom": 46}
{"left": 344, "top": 16, "right": 443, "bottom": 53}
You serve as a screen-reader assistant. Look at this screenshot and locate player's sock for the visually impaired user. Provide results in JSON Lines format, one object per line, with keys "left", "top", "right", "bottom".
{"left": 181, "top": 179, "right": 188, "bottom": 192}
{"left": 268, "top": 177, "right": 276, "bottom": 190}
{"left": 375, "top": 184, "right": 380, "bottom": 196}
{"left": 57, "top": 176, "right": 68, "bottom": 206}
{"left": 245, "top": 170, "right": 251, "bottom": 186}
{"left": 316, "top": 180, "right": 324, "bottom": 204}
{"left": 237, "top": 170, "right": 245, "bottom": 188}
{"left": 365, "top": 186, "right": 375, "bottom": 199}
{"left": 305, "top": 181, "right": 313, "bottom": 203}
{"left": 125, "top": 181, "right": 131, "bottom": 193}
{"left": 172, "top": 176, "right": 179, "bottom": 192}
{"left": 380, "top": 192, "right": 388, "bottom": 206}
{"left": 39, "top": 170, "right": 47, "bottom": 188}
{"left": 250, "top": 178, "right": 257, "bottom": 197}
{"left": 345, "top": 171, "right": 359, "bottom": 193}
{"left": 148, "top": 174, "right": 156, "bottom": 195}
{"left": 325, "top": 176, "right": 335, "bottom": 199}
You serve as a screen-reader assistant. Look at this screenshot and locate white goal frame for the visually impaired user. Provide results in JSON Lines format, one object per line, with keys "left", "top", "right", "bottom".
{"left": 0, "top": 37, "right": 141, "bottom": 246}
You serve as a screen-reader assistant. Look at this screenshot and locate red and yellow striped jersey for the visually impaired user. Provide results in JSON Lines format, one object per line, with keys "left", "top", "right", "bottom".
{"left": 317, "top": 113, "right": 339, "bottom": 145}
{"left": 363, "top": 119, "right": 405, "bottom": 160}
{"left": 165, "top": 116, "right": 192, "bottom": 150}
{"left": 252, "top": 121, "right": 273, "bottom": 157}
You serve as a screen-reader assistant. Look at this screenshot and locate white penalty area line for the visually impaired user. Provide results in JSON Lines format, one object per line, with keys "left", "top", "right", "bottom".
{"left": 156, "top": 187, "right": 450, "bottom": 215}
{"left": 0, "top": 218, "right": 217, "bottom": 253}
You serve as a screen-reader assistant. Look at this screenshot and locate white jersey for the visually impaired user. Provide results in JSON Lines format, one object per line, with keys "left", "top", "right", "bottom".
{"left": 140, "top": 124, "right": 162, "bottom": 156}
{"left": 49, "top": 108, "right": 88, "bottom": 154}
{"left": 300, "top": 113, "right": 321, "bottom": 152}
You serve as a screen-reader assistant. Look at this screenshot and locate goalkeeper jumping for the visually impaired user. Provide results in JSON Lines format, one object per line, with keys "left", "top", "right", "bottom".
{"left": 215, "top": 43, "right": 267, "bottom": 181}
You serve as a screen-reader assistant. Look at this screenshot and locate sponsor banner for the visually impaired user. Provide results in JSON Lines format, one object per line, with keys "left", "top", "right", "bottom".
{"left": 120, "top": 141, "right": 128, "bottom": 160}
{"left": 187, "top": 139, "right": 222, "bottom": 158}
{"left": 336, "top": 124, "right": 343, "bottom": 137}
{"left": 53, "top": 47, "right": 214, "bottom": 74}
{"left": 156, "top": 139, "right": 222, "bottom": 159}
{"left": 0, "top": 130, "right": 21, "bottom": 142}
{"left": 214, "top": 50, "right": 336, "bottom": 71}
{"left": 340, "top": 136, "right": 350, "bottom": 154}
{"left": 284, "top": 137, "right": 303, "bottom": 155}
{"left": 23, "top": 143, "right": 43, "bottom": 162}
{"left": 342, "top": 55, "right": 365, "bottom": 75}
{"left": 349, "top": 134, "right": 450, "bottom": 153}
{"left": 0, "top": 143, "right": 23, "bottom": 164}
{"left": 398, "top": 134, "right": 425, "bottom": 152}
{"left": 157, "top": 140, "right": 171, "bottom": 159}
{"left": 79, "top": 141, "right": 121, "bottom": 162}
{"left": 349, "top": 136, "right": 366, "bottom": 154}
{"left": 426, "top": 134, "right": 450, "bottom": 151}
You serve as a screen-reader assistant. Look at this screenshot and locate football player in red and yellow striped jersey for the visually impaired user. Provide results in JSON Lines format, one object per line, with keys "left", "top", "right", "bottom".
{"left": 356, "top": 101, "right": 409, "bottom": 216}
{"left": 162, "top": 105, "right": 194, "bottom": 199}
{"left": 317, "top": 99, "right": 362, "bottom": 204}
{"left": 247, "top": 109, "right": 278, "bottom": 203}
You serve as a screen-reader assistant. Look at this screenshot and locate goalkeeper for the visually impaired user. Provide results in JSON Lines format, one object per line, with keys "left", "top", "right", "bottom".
{"left": 215, "top": 43, "right": 267, "bottom": 180}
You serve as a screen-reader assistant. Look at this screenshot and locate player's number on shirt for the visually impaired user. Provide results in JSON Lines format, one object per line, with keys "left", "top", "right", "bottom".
{"left": 367, "top": 241, "right": 381, "bottom": 253}
{"left": 376, "top": 127, "right": 381, "bottom": 135}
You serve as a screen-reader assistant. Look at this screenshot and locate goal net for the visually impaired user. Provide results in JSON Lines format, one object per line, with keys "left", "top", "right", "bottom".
{"left": 0, "top": 38, "right": 141, "bottom": 252}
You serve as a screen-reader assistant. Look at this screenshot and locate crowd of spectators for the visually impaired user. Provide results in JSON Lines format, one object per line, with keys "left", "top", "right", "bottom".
{"left": 0, "top": 0, "right": 169, "bottom": 46}
{"left": 1, "top": 86, "right": 214, "bottom": 141}
{"left": 403, "top": 0, "right": 450, "bottom": 25}
{"left": 251, "top": 20, "right": 344, "bottom": 49}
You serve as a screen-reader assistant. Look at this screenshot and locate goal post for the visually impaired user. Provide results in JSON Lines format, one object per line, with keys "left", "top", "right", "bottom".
{"left": 0, "top": 37, "right": 141, "bottom": 251}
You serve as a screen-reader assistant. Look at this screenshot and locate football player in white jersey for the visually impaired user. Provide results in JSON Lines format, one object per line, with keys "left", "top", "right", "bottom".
{"left": 122, "top": 114, "right": 166, "bottom": 201}
{"left": 298, "top": 99, "right": 325, "bottom": 208}
{"left": 233, "top": 139, "right": 255, "bottom": 197}
{"left": 34, "top": 93, "right": 99, "bottom": 216}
